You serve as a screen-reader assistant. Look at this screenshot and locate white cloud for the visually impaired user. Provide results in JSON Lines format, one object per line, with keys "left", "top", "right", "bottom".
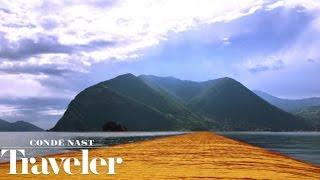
{"left": 267, "top": 0, "right": 320, "bottom": 11}
{"left": 242, "top": 7, "right": 320, "bottom": 74}
{"left": 1, "top": 0, "right": 320, "bottom": 99}
{"left": 0, "top": 0, "right": 272, "bottom": 99}
{"left": 237, "top": 6, "right": 320, "bottom": 98}
{"left": 222, "top": 37, "right": 231, "bottom": 45}
{"left": 1, "top": 0, "right": 320, "bottom": 66}
{"left": 0, "top": 73, "right": 74, "bottom": 98}
{"left": 39, "top": 108, "right": 65, "bottom": 116}
{"left": 0, "top": 0, "right": 267, "bottom": 65}
{"left": 0, "top": 105, "right": 23, "bottom": 118}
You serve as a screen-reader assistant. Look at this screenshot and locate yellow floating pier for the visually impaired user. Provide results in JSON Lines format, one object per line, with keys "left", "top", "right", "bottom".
{"left": 0, "top": 132, "right": 319, "bottom": 179}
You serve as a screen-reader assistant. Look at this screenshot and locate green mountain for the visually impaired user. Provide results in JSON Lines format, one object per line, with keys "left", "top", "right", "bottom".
{"left": 0, "top": 119, "right": 43, "bottom": 131}
{"left": 52, "top": 74, "right": 312, "bottom": 131}
{"left": 139, "top": 75, "right": 207, "bottom": 103}
{"left": 51, "top": 74, "right": 208, "bottom": 131}
{"left": 293, "top": 106, "right": 320, "bottom": 130}
{"left": 254, "top": 90, "right": 320, "bottom": 112}
{"left": 141, "top": 76, "right": 310, "bottom": 131}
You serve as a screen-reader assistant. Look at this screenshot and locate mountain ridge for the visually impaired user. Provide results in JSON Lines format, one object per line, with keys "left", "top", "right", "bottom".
{"left": 52, "top": 73, "right": 209, "bottom": 131}
{"left": 0, "top": 119, "right": 43, "bottom": 131}
{"left": 254, "top": 90, "right": 320, "bottom": 112}
{"left": 142, "top": 75, "right": 310, "bottom": 131}
{"left": 51, "top": 74, "right": 313, "bottom": 131}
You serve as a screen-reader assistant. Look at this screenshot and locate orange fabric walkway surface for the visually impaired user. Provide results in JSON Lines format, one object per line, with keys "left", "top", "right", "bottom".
{"left": 0, "top": 132, "right": 319, "bottom": 179}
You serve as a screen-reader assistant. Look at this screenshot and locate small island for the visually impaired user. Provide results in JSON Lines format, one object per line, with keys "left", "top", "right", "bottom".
{"left": 102, "top": 121, "right": 127, "bottom": 131}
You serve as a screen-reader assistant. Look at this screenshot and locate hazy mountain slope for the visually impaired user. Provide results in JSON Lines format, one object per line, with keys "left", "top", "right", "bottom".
{"left": 254, "top": 90, "right": 320, "bottom": 112}
{"left": 100, "top": 74, "right": 202, "bottom": 122}
{"left": 0, "top": 119, "right": 43, "bottom": 131}
{"left": 294, "top": 106, "right": 320, "bottom": 130}
{"left": 141, "top": 75, "right": 311, "bottom": 131}
{"left": 0, "top": 119, "right": 11, "bottom": 130}
{"left": 189, "top": 78, "right": 309, "bottom": 131}
{"left": 51, "top": 74, "right": 208, "bottom": 131}
{"left": 139, "top": 75, "right": 206, "bottom": 103}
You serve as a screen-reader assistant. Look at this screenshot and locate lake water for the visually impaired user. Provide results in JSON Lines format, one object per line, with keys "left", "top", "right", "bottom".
{"left": 0, "top": 131, "right": 319, "bottom": 166}
{"left": 217, "top": 131, "right": 320, "bottom": 166}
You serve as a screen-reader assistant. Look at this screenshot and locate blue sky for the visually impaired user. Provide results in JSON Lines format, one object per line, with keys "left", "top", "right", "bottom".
{"left": 0, "top": 0, "right": 320, "bottom": 129}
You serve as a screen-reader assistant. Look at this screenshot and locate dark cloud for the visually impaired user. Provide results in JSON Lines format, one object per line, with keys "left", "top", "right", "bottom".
{"left": 248, "top": 60, "right": 284, "bottom": 73}
{"left": 307, "top": 58, "right": 315, "bottom": 63}
{"left": 0, "top": 38, "right": 118, "bottom": 77}
{"left": 37, "top": 74, "right": 88, "bottom": 93}
{"left": 0, "top": 97, "right": 70, "bottom": 129}
{"left": 76, "top": 40, "right": 117, "bottom": 51}
{"left": 2, "top": 23, "right": 36, "bottom": 28}
{"left": 0, "top": 35, "right": 72, "bottom": 59}
{"left": 0, "top": 34, "right": 117, "bottom": 60}
{"left": 248, "top": 66, "right": 269, "bottom": 73}
{"left": 40, "top": 18, "right": 59, "bottom": 30}
{"left": 36, "top": 0, "right": 119, "bottom": 14}
{"left": 0, "top": 7, "right": 11, "bottom": 14}
{"left": 0, "top": 64, "right": 76, "bottom": 76}
{"left": 0, "top": 97, "right": 69, "bottom": 109}
{"left": 91, "top": 0, "right": 119, "bottom": 8}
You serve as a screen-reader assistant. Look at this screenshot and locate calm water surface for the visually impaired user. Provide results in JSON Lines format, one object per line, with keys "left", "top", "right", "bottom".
{"left": 218, "top": 131, "right": 320, "bottom": 166}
